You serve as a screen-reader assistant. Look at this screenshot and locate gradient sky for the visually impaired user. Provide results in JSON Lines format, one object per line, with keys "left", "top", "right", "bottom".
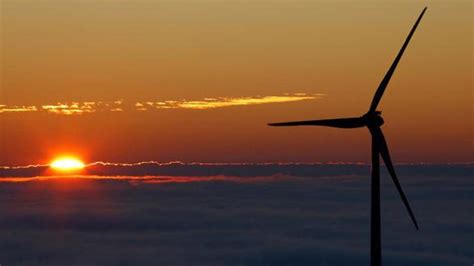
{"left": 1, "top": 0, "right": 472, "bottom": 165}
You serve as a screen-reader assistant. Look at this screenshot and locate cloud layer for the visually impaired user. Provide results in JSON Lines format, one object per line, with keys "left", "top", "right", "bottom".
{"left": 0, "top": 171, "right": 472, "bottom": 266}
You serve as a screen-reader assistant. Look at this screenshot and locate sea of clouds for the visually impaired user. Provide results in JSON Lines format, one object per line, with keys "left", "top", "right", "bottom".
{"left": 0, "top": 164, "right": 472, "bottom": 265}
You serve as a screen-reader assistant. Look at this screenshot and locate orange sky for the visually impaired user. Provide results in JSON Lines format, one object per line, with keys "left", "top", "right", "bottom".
{"left": 1, "top": 1, "right": 472, "bottom": 165}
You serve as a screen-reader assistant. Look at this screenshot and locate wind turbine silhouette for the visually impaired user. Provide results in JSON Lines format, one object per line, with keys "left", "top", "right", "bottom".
{"left": 268, "top": 7, "right": 427, "bottom": 266}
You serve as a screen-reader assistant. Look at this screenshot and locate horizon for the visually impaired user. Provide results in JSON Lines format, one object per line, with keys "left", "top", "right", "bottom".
{"left": 2, "top": 160, "right": 472, "bottom": 184}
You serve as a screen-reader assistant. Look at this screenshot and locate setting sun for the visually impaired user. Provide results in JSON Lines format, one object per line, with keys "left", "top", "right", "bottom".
{"left": 50, "top": 157, "right": 85, "bottom": 171}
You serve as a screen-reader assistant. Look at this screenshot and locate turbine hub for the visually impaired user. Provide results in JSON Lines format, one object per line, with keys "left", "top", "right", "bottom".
{"left": 363, "top": 111, "right": 384, "bottom": 127}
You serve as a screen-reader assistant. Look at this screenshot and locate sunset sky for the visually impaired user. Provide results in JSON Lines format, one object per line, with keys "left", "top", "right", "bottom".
{"left": 1, "top": 1, "right": 472, "bottom": 165}
{"left": 1, "top": 2, "right": 473, "bottom": 266}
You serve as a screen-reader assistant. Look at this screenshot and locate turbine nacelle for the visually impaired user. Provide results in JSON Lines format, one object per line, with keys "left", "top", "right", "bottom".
{"left": 362, "top": 111, "right": 384, "bottom": 128}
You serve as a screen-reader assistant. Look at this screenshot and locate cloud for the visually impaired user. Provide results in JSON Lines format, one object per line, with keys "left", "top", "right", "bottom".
{"left": 143, "top": 94, "right": 323, "bottom": 110}
{"left": 0, "top": 105, "right": 37, "bottom": 113}
{"left": 0, "top": 170, "right": 472, "bottom": 266}
{"left": 42, "top": 102, "right": 97, "bottom": 115}
{"left": 0, "top": 174, "right": 291, "bottom": 184}
{"left": 0, "top": 93, "right": 322, "bottom": 115}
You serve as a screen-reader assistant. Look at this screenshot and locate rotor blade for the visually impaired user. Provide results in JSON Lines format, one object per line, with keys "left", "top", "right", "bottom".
{"left": 369, "top": 7, "right": 427, "bottom": 113}
{"left": 371, "top": 126, "right": 419, "bottom": 230}
{"left": 268, "top": 117, "right": 364, "bottom": 128}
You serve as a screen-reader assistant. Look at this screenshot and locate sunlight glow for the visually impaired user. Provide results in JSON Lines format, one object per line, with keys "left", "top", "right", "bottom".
{"left": 50, "top": 157, "right": 85, "bottom": 171}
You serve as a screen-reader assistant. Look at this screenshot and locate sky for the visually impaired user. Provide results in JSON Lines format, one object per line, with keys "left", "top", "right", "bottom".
{"left": 1, "top": 0, "right": 472, "bottom": 165}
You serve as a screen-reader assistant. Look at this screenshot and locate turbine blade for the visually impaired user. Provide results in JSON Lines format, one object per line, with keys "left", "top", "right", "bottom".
{"left": 369, "top": 7, "right": 427, "bottom": 113}
{"left": 370, "top": 126, "right": 419, "bottom": 230}
{"left": 268, "top": 117, "right": 365, "bottom": 128}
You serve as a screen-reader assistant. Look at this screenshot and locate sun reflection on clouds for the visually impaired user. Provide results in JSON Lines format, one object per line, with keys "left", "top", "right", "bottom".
{"left": 0, "top": 174, "right": 291, "bottom": 184}
{"left": 42, "top": 102, "right": 97, "bottom": 115}
{"left": 0, "top": 93, "right": 322, "bottom": 115}
{"left": 0, "top": 105, "right": 37, "bottom": 113}
{"left": 139, "top": 93, "right": 323, "bottom": 110}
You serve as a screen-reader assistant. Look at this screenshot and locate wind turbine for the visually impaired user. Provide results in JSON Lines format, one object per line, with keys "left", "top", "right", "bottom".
{"left": 268, "top": 7, "right": 427, "bottom": 266}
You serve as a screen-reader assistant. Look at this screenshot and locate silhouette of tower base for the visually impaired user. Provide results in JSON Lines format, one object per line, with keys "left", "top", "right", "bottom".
{"left": 371, "top": 137, "right": 381, "bottom": 266}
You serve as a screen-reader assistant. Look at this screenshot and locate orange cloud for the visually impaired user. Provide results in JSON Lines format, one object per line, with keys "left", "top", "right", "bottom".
{"left": 0, "top": 94, "right": 322, "bottom": 115}
{"left": 140, "top": 94, "right": 323, "bottom": 110}
{"left": 41, "top": 102, "right": 97, "bottom": 115}
{"left": 0, "top": 105, "right": 37, "bottom": 113}
{"left": 0, "top": 174, "right": 292, "bottom": 184}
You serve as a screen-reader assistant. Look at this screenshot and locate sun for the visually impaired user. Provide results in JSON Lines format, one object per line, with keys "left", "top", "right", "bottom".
{"left": 50, "top": 157, "right": 85, "bottom": 171}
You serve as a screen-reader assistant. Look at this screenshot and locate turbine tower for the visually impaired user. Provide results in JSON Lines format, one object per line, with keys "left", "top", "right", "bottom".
{"left": 268, "top": 7, "right": 427, "bottom": 266}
